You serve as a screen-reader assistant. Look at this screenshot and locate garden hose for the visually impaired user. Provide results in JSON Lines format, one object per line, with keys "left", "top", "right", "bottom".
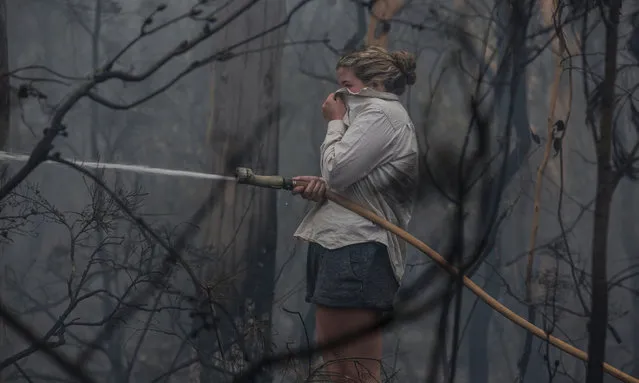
{"left": 235, "top": 167, "right": 639, "bottom": 383}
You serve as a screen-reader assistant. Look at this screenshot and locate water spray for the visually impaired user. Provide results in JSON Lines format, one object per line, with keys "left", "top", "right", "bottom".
{"left": 0, "top": 151, "right": 236, "bottom": 182}
{"left": 0, "top": 151, "right": 635, "bottom": 382}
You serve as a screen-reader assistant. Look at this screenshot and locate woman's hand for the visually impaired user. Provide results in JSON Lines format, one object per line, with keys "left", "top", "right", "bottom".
{"left": 322, "top": 93, "right": 346, "bottom": 121}
{"left": 291, "top": 176, "right": 327, "bottom": 202}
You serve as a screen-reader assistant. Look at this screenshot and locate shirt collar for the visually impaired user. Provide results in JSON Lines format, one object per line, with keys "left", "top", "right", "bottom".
{"left": 335, "top": 87, "right": 399, "bottom": 101}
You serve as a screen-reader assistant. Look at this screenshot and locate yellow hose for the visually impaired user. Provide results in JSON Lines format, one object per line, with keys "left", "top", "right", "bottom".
{"left": 290, "top": 181, "right": 639, "bottom": 383}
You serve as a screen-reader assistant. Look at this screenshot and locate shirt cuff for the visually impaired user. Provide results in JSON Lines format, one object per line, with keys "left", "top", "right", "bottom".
{"left": 327, "top": 119, "right": 347, "bottom": 135}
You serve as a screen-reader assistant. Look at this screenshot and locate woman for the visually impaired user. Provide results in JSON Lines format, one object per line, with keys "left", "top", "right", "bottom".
{"left": 292, "top": 46, "right": 419, "bottom": 382}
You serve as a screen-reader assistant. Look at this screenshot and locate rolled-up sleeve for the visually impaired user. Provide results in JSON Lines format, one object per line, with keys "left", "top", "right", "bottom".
{"left": 320, "top": 106, "right": 398, "bottom": 190}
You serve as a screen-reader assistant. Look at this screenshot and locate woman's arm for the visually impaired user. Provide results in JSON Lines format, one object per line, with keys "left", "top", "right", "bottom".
{"left": 320, "top": 105, "right": 398, "bottom": 190}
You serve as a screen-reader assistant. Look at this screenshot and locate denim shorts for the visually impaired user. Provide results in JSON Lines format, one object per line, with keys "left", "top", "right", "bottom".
{"left": 305, "top": 241, "right": 399, "bottom": 311}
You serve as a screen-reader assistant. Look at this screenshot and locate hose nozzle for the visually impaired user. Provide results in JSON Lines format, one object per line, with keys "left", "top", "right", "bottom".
{"left": 235, "top": 167, "right": 295, "bottom": 190}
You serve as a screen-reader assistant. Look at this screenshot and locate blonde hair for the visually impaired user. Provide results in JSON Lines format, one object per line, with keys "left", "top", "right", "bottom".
{"left": 336, "top": 46, "right": 417, "bottom": 96}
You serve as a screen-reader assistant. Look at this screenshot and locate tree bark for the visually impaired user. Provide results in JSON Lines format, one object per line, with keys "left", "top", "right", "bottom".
{"left": 465, "top": 0, "right": 533, "bottom": 381}
{"left": 619, "top": 181, "right": 639, "bottom": 377}
{"left": 0, "top": 0, "right": 8, "bottom": 149}
{"left": 366, "top": 0, "right": 404, "bottom": 47}
{"left": 585, "top": 1, "right": 621, "bottom": 382}
{"left": 0, "top": 2, "right": 8, "bottom": 382}
{"left": 195, "top": 2, "right": 285, "bottom": 382}
{"left": 517, "top": 1, "right": 567, "bottom": 381}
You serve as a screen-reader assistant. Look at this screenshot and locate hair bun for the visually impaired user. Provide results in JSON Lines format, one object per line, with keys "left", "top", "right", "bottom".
{"left": 391, "top": 50, "right": 417, "bottom": 85}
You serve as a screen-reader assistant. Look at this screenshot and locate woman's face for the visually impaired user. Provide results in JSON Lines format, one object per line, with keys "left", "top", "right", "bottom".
{"left": 336, "top": 67, "right": 366, "bottom": 93}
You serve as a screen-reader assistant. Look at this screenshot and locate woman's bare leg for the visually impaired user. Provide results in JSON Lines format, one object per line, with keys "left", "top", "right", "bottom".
{"left": 315, "top": 304, "right": 383, "bottom": 382}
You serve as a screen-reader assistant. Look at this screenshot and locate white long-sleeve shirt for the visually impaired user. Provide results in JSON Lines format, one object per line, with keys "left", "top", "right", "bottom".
{"left": 294, "top": 87, "right": 419, "bottom": 281}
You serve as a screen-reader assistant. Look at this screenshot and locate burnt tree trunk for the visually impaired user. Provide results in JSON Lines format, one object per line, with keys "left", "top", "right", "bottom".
{"left": 585, "top": 1, "right": 620, "bottom": 382}
{"left": 0, "top": 2, "right": 9, "bottom": 382}
{"left": 619, "top": 181, "right": 639, "bottom": 377}
{"left": 0, "top": 0, "right": 7, "bottom": 150}
{"left": 194, "top": 2, "right": 285, "bottom": 382}
{"left": 467, "top": 0, "right": 533, "bottom": 381}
